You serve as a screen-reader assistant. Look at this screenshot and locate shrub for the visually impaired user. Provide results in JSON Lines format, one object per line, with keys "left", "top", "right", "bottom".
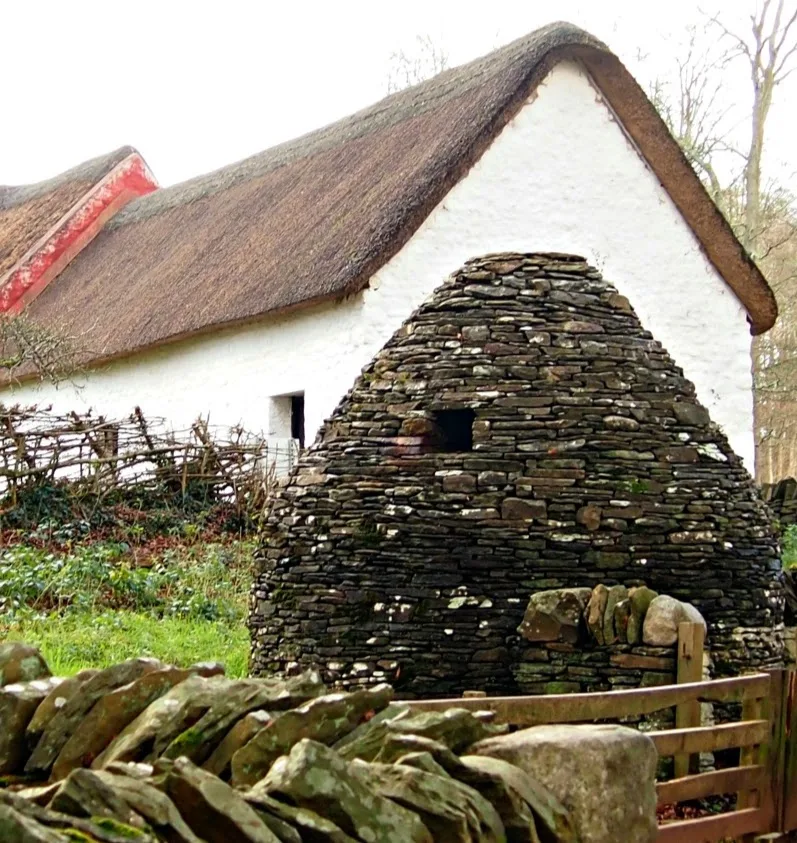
{"left": 0, "top": 541, "right": 254, "bottom": 622}
{"left": 782, "top": 524, "right": 797, "bottom": 569}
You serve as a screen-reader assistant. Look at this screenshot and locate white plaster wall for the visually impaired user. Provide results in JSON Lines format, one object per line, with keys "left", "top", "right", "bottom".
{"left": 7, "top": 61, "right": 755, "bottom": 467}
{"left": 267, "top": 394, "right": 296, "bottom": 438}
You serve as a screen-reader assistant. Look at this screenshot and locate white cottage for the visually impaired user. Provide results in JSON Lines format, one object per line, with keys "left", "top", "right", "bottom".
{"left": 0, "top": 22, "right": 777, "bottom": 470}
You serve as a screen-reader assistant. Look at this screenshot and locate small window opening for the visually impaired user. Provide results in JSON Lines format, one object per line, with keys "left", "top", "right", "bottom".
{"left": 269, "top": 391, "right": 306, "bottom": 450}
{"left": 432, "top": 409, "right": 475, "bottom": 452}
{"left": 291, "top": 394, "right": 306, "bottom": 449}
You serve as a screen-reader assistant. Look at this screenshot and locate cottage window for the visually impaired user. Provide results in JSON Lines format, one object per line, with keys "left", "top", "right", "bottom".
{"left": 432, "top": 409, "right": 475, "bottom": 452}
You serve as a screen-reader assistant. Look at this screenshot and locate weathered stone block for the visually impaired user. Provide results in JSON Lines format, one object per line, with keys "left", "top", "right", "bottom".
{"left": 0, "top": 678, "right": 61, "bottom": 775}
{"left": 231, "top": 685, "right": 393, "bottom": 787}
{"left": 643, "top": 595, "right": 707, "bottom": 647}
{"left": 0, "top": 643, "right": 50, "bottom": 688}
{"left": 576, "top": 505, "right": 601, "bottom": 530}
{"left": 613, "top": 599, "right": 631, "bottom": 644}
{"left": 673, "top": 402, "right": 710, "bottom": 427}
{"left": 351, "top": 760, "right": 505, "bottom": 842}
{"left": 603, "top": 585, "right": 628, "bottom": 645}
{"left": 258, "top": 739, "right": 432, "bottom": 842}
{"left": 585, "top": 585, "right": 609, "bottom": 644}
{"left": 165, "top": 757, "right": 280, "bottom": 843}
{"left": 627, "top": 586, "right": 658, "bottom": 644}
{"left": 471, "top": 724, "right": 658, "bottom": 843}
{"left": 603, "top": 415, "right": 640, "bottom": 431}
{"left": 442, "top": 473, "right": 477, "bottom": 493}
{"left": 609, "top": 653, "right": 674, "bottom": 671}
{"left": 478, "top": 470, "right": 507, "bottom": 487}
{"left": 501, "top": 498, "right": 546, "bottom": 521}
{"left": 656, "top": 446, "right": 699, "bottom": 464}
{"left": 518, "top": 588, "right": 592, "bottom": 643}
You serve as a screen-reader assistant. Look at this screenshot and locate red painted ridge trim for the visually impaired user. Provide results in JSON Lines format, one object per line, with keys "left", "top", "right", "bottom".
{"left": 0, "top": 154, "right": 158, "bottom": 314}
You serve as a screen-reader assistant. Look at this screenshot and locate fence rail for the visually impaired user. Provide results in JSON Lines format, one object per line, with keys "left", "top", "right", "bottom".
{"left": 408, "top": 624, "right": 795, "bottom": 842}
{"left": 408, "top": 672, "right": 771, "bottom": 723}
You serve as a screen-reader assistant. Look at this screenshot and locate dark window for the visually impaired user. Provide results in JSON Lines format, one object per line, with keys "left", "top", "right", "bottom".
{"left": 433, "top": 409, "right": 475, "bottom": 451}
{"left": 291, "top": 394, "right": 306, "bottom": 448}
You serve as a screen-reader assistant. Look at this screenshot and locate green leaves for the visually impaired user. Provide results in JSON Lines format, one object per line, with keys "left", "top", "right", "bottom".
{"left": 0, "top": 541, "right": 253, "bottom": 622}
{"left": 0, "top": 540, "right": 254, "bottom": 677}
{"left": 782, "top": 524, "right": 797, "bottom": 569}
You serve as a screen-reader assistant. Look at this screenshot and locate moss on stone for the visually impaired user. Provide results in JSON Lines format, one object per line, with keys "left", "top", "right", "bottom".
{"left": 272, "top": 587, "right": 298, "bottom": 608}
{"left": 168, "top": 726, "right": 205, "bottom": 751}
{"left": 354, "top": 519, "right": 381, "bottom": 549}
{"left": 543, "top": 681, "right": 582, "bottom": 695}
{"left": 91, "top": 817, "right": 148, "bottom": 838}
{"left": 0, "top": 773, "right": 41, "bottom": 789}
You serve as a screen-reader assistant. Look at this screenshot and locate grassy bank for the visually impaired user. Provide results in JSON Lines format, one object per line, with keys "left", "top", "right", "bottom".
{"left": 0, "top": 539, "right": 254, "bottom": 676}
{"left": 2, "top": 611, "right": 250, "bottom": 677}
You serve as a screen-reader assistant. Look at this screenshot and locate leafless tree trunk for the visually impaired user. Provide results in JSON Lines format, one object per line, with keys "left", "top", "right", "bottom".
{"left": 647, "top": 27, "right": 735, "bottom": 206}
{"left": 710, "top": 0, "right": 797, "bottom": 253}
{"left": 650, "top": 3, "right": 797, "bottom": 481}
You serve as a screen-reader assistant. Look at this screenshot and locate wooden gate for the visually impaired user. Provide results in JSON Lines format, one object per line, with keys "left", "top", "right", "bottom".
{"left": 407, "top": 623, "right": 797, "bottom": 841}
{"left": 782, "top": 670, "right": 797, "bottom": 832}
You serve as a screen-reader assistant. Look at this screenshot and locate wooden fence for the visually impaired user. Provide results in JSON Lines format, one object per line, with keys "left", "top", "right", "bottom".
{"left": 0, "top": 405, "right": 298, "bottom": 520}
{"left": 408, "top": 623, "right": 797, "bottom": 842}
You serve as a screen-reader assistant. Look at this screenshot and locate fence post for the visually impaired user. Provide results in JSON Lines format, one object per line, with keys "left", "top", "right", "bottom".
{"left": 783, "top": 670, "right": 797, "bottom": 833}
{"left": 737, "top": 685, "right": 768, "bottom": 830}
{"left": 674, "top": 621, "right": 705, "bottom": 778}
{"left": 758, "top": 669, "right": 788, "bottom": 833}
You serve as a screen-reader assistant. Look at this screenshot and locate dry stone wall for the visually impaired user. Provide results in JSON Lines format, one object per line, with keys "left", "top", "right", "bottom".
{"left": 251, "top": 253, "right": 783, "bottom": 696}
{"left": 511, "top": 584, "right": 705, "bottom": 695}
{"left": 761, "top": 479, "right": 797, "bottom": 626}
{"left": 761, "top": 478, "right": 797, "bottom": 526}
{"left": 1, "top": 645, "right": 656, "bottom": 843}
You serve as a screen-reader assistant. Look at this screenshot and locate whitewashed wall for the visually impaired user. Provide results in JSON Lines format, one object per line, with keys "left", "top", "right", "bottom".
{"left": 7, "top": 61, "right": 755, "bottom": 468}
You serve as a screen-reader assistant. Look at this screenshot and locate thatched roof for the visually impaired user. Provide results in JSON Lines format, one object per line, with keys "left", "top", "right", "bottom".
{"left": 16, "top": 22, "right": 778, "bottom": 373}
{"left": 0, "top": 148, "right": 135, "bottom": 281}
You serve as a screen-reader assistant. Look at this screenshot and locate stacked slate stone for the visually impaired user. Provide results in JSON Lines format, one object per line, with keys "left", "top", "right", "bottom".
{"left": 761, "top": 479, "right": 797, "bottom": 625}
{"left": 512, "top": 584, "right": 704, "bottom": 695}
{"left": 251, "top": 252, "right": 783, "bottom": 696}
{"left": 1, "top": 644, "right": 664, "bottom": 843}
{"left": 761, "top": 477, "right": 797, "bottom": 527}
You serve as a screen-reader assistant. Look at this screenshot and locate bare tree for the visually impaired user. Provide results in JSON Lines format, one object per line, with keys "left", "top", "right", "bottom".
{"left": 648, "top": 3, "right": 797, "bottom": 480}
{"left": 649, "top": 5, "right": 797, "bottom": 239}
{"left": 0, "top": 314, "right": 84, "bottom": 385}
{"left": 718, "top": 1, "right": 797, "bottom": 481}
{"left": 710, "top": 0, "right": 797, "bottom": 253}
{"left": 647, "top": 27, "right": 738, "bottom": 205}
{"left": 386, "top": 35, "right": 449, "bottom": 94}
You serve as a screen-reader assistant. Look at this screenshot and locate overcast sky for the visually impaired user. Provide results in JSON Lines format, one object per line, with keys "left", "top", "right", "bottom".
{"left": 2, "top": 0, "right": 795, "bottom": 190}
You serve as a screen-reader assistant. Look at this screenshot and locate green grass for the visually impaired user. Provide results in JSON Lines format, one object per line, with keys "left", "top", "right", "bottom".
{"left": 0, "top": 540, "right": 255, "bottom": 676}
{"left": 0, "top": 541, "right": 255, "bottom": 618}
{"left": 2, "top": 611, "right": 249, "bottom": 677}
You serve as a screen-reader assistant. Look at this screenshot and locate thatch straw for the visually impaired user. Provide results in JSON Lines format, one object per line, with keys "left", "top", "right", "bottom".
{"left": 9, "top": 22, "right": 777, "bottom": 381}
{"left": 0, "top": 148, "right": 134, "bottom": 278}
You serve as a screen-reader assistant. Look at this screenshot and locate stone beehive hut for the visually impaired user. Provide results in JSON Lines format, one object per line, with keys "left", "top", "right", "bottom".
{"left": 251, "top": 253, "right": 783, "bottom": 696}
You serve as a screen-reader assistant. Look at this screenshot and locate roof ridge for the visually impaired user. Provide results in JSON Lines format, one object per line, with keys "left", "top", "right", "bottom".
{"left": 0, "top": 146, "right": 140, "bottom": 211}
{"left": 109, "top": 22, "right": 605, "bottom": 230}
